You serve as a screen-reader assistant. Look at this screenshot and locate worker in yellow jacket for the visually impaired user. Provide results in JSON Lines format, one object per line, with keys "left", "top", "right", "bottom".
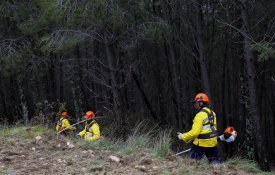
{"left": 177, "top": 93, "right": 220, "bottom": 163}
{"left": 78, "top": 111, "right": 100, "bottom": 141}
{"left": 56, "top": 111, "right": 76, "bottom": 135}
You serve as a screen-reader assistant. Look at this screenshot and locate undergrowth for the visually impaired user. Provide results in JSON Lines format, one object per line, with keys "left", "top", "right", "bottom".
{"left": 0, "top": 124, "right": 274, "bottom": 175}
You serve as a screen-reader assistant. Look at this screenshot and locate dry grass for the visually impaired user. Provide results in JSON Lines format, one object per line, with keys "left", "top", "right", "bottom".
{"left": 0, "top": 125, "right": 273, "bottom": 175}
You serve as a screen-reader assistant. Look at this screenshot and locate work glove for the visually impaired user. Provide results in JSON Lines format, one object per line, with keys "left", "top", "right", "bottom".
{"left": 177, "top": 132, "right": 182, "bottom": 140}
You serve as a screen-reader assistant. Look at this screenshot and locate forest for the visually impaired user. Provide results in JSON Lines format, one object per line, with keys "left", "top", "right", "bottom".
{"left": 0, "top": 0, "right": 274, "bottom": 171}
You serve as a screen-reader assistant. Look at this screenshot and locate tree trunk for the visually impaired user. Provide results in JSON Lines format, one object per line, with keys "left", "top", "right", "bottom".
{"left": 160, "top": 1, "right": 183, "bottom": 128}
{"left": 167, "top": 42, "right": 183, "bottom": 128}
{"left": 132, "top": 72, "right": 159, "bottom": 122}
{"left": 104, "top": 37, "right": 121, "bottom": 123}
{"left": 17, "top": 74, "right": 29, "bottom": 125}
{"left": 193, "top": 0, "right": 212, "bottom": 102}
{"left": 0, "top": 72, "right": 8, "bottom": 121}
{"left": 240, "top": 0, "right": 270, "bottom": 171}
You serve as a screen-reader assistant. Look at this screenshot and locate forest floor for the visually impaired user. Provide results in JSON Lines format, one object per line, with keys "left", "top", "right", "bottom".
{"left": 0, "top": 125, "right": 273, "bottom": 175}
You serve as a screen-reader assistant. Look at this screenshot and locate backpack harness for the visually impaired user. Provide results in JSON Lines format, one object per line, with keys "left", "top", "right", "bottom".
{"left": 57, "top": 118, "right": 65, "bottom": 127}
{"left": 85, "top": 120, "right": 98, "bottom": 133}
{"left": 197, "top": 108, "right": 218, "bottom": 139}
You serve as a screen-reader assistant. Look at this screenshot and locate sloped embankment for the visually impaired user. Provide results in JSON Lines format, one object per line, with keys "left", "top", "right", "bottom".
{"left": 0, "top": 126, "right": 270, "bottom": 175}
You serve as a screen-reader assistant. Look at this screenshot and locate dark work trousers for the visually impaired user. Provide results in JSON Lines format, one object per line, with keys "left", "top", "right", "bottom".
{"left": 190, "top": 144, "right": 221, "bottom": 163}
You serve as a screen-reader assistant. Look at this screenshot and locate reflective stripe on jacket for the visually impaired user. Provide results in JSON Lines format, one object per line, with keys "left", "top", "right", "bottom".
{"left": 79, "top": 120, "right": 100, "bottom": 141}
{"left": 182, "top": 107, "right": 218, "bottom": 147}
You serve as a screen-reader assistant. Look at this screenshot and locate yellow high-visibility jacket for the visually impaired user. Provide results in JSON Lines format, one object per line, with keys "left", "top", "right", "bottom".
{"left": 79, "top": 120, "right": 100, "bottom": 141}
{"left": 182, "top": 107, "right": 218, "bottom": 147}
{"left": 55, "top": 117, "right": 75, "bottom": 132}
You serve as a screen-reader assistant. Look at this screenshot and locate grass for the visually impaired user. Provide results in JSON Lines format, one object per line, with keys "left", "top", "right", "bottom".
{"left": 119, "top": 122, "right": 172, "bottom": 158}
{"left": 0, "top": 166, "right": 7, "bottom": 174}
{"left": 152, "top": 129, "right": 172, "bottom": 158}
{"left": 0, "top": 125, "right": 53, "bottom": 140}
{"left": 120, "top": 135, "right": 151, "bottom": 155}
{"left": 119, "top": 121, "right": 157, "bottom": 155}
{"left": 225, "top": 158, "right": 273, "bottom": 175}
{"left": 79, "top": 138, "right": 120, "bottom": 151}
{"left": 0, "top": 124, "right": 274, "bottom": 175}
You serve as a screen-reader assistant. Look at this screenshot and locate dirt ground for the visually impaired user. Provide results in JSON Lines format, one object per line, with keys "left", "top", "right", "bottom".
{"left": 0, "top": 127, "right": 268, "bottom": 175}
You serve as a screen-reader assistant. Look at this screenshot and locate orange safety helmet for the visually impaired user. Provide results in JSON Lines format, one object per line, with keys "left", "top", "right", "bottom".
{"left": 194, "top": 93, "right": 209, "bottom": 103}
{"left": 61, "top": 111, "right": 68, "bottom": 117}
{"left": 84, "top": 111, "right": 95, "bottom": 119}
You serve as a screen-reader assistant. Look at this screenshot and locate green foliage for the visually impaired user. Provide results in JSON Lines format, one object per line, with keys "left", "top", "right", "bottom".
{"left": 40, "top": 32, "right": 86, "bottom": 54}
{"left": 143, "top": 23, "right": 170, "bottom": 44}
{"left": 0, "top": 126, "right": 10, "bottom": 138}
{"left": 251, "top": 43, "right": 275, "bottom": 62}
{"left": 0, "top": 125, "right": 52, "bottom": 141}
{"left": 18, "top": 0, "right": 65, "bottom": 34}
{"left": 11, "top": 125, "right": 50, "bottom": 138}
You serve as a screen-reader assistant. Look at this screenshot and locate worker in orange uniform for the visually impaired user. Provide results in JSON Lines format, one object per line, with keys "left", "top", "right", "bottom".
{"left": 78, "top": 111, "right": 100, "bottom": 141}
{"left": 177, "top": 93, "right": 221, "bottom": 163}
{"left": 56, "top": 111, "right": 76, "bottom": 135}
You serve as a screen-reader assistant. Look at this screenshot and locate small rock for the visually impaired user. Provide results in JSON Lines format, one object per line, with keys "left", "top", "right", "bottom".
{"left": 135, "top": 165, "right": 146, "bottom": 172}
{"left": 35, "top": 135, "right": 42, "bottom": 140}
{"left": 35, "top": 136, "right": 43, "bottom": 144}
{"left": 81, "top": 167, "right": 86, "bottom": 171}
{"left": 67, "top": 142, "right": 75, "bottom": 149}
{"left": 153, "top": 166, "right": 158, "bottom": 169}
{"left": 109, "top": 155, "right": 120, "bottom": 163}
{"left": 88, "top": 150, "right": 94, "bottom": 154}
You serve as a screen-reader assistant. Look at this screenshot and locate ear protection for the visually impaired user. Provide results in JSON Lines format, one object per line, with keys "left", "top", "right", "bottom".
{"left": 199, "top": 96, "right": 204, "bottom": 106}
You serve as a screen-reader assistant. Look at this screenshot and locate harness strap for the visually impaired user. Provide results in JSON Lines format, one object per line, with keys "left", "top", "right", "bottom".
{"left": 57, "top": 118, "right": 65, "bottom": 126}
{"left": 198, "top": 130, "right": 218, "bottom": 139}
{"left": 86, "top": 120, "right": 97, "bottom": 133}
{"left": 197, "top": 108, "right": 217, "bottom": 139}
